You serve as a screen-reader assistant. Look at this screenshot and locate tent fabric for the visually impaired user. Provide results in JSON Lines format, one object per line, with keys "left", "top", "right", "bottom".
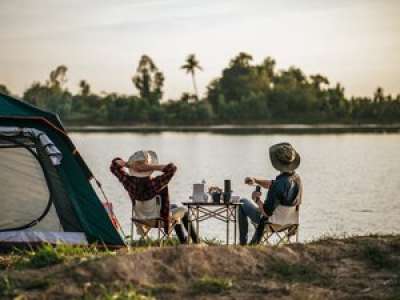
{"left": 0, "top": 126, "right": 62, "bottom": 165}
{"left": 0, "top": 92, "right": 124, "bottom": 246}
{"left": 0, "top": 231, "right": 88, "bottom": 245}
{"left": 0, "top": 147, "right": 63, "bottom": 231}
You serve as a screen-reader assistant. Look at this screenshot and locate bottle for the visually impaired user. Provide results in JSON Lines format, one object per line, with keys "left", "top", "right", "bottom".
{"left": 254, "top": 185, "right": 261, "bottom": 202}
{"left": 223, "top": 179, "right": 232, "bottom": 203}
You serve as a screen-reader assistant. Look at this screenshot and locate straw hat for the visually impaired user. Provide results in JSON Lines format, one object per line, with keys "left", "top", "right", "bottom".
{"left": 127, "top": 150, "right": 159, "bottom": 177}
{"left": 269, "top": 143, "right": 300, "bottom": 173}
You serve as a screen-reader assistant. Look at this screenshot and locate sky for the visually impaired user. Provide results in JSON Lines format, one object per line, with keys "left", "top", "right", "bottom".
{"left": 0, "top": 0, "right": 399, "bottom": 100}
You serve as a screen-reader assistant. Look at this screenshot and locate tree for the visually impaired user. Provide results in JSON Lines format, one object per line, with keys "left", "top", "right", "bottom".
{"left": 373, "top": 87, "right": 385, "bottom": 102}
{"left": 79, "top": 80, "right": 91, "bottom": 96}
{"left": 132, "top": 55, "right": 164, "bottom": 105}
{"left": 229, "top": 52, "right": 253, "bottom": 68}
{"left": 0, "top": 84, "right": 10, "bottom": 95}
{"left": 48, "top": 65, "right": 68, "bottom": 89}
{"left": 310, "top": 74, "right": 329, "bottom": 90}
{"left": 181, "top": 54, "right": 203, "bottom": 100}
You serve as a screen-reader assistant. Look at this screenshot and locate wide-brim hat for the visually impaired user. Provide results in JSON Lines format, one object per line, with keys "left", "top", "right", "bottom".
{"left": 269, "top": 143, "right": 300, "bottom": 173}
{"left": 127, "top": 150, "right": 159, "bottom": 177}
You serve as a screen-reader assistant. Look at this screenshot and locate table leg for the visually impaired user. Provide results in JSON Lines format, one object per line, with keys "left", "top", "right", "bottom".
{"left": 187, "top": 206, "right": 192, "bottom": 244}
{"left": 226, "top": 206, "right": 229, "bottom": 245}
{"left": 234, "top": 206, "right": 237, "bottom": 245}
{"left": 196, "top": 206, "right": 200, "bottom": 241}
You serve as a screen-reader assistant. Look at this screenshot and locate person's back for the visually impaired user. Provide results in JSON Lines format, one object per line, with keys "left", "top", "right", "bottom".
{"left": 239, "top": 143, "right": 302, "bottom": 245}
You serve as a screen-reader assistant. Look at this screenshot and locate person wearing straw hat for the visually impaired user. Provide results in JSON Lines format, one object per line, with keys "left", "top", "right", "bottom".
{"left": 110, "top": 150, "right": 199, "bottom": 243}
{"left": 238, "top": 143, "right": 303, "bottom": 245}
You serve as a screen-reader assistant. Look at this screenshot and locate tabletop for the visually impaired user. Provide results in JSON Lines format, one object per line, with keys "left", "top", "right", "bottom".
{"left": 182, "top": 202, "right": 241, "bottom": 206}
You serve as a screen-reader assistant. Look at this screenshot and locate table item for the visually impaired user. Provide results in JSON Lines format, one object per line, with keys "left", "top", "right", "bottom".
{"left": 223, "top": 179, "right": 232, "bottom": 204}
{"left": 231, "top": 195, "right": 240, "bottom": 204}
{"left": 191, "top": 183, "right": 208, "bottom": 202}
{"left": 211, "top": 192, "right": 221, "bottom": 203}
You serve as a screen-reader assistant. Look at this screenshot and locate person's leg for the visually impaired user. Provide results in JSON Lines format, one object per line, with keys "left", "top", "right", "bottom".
{"left": 239, "top": 198, "right": 261, "bottom": 245}
{"left": 181, "top": 211, "right": 200, "bottom": 243}
{"left": 170, "top": 204, "right": 186, "bottom": 243}
{"left": 250, "top": 216, "right": 268, "bottom": 244}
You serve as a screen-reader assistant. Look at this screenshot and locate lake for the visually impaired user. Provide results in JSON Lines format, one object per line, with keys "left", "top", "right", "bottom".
{"left": 71, "top": 132, "right": 400, "bottom": 242}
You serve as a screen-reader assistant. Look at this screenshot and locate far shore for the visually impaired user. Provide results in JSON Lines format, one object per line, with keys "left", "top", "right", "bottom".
{"left": 66, "top": 123, "right": 400, "bottom": 134}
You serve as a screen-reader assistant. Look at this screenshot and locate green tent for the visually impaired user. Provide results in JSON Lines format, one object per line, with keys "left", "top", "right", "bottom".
{"left": 0, "top": 92, "right": 124, "bottom": 246}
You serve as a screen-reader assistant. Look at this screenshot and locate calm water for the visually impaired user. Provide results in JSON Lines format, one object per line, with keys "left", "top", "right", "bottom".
{"left": 71, "top": 133, "right": 400, "bottom": 242}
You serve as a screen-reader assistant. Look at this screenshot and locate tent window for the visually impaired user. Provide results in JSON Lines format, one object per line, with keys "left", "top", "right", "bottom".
{"left": 0, "top": 142, "right": 62, "bottom": 231}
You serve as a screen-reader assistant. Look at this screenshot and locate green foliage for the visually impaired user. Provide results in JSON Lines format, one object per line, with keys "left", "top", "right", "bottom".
{"left": 191, "top": 276, "right": 233, "bottom": 294}
{"left": 181, "top": 54, "right": 203, "bottom": 99}
{"left": 0, "top": 84, "right": 11, "bottom": 95}
{"left": 0, "top": 275, "right": 15, "bottom": 297}
{"left": 132, "top": 55, "right": 164, "bottom": 105}
{"left": 8, "top": 244, "right": 114, "bottom": 269}
{"left": 8, "top": 53, "right": 400, "bottom": 125}
{"left": 92, "top": 284, "right": 155, "bottom": 300}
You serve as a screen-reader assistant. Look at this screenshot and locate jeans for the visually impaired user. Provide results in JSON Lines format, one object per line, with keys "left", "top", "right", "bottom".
{"left": 238, "top": 198, "right": 262, "bottom": 245}
{"left": 170, "top": 204, "right": 199, "bottom": 244}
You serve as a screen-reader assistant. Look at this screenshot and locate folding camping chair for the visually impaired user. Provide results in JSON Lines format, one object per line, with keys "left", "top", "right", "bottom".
{"left": 130, "top": 196, "right": 182, "bottom": 246}
{"left": 260, "top": 204, "right": 300, "bottom": 246}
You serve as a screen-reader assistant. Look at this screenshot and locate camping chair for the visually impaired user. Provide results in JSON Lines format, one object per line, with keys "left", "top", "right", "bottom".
{"left": 130, "top": 196, "right": 183, "bottom": 245}
{"left": 260, "top": 205, "right": 300, "bottom": 246}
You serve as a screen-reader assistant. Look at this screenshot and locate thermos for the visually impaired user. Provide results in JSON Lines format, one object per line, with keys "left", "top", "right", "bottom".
{"left": 223, "top": 179, "right": 231, "bottom": 203}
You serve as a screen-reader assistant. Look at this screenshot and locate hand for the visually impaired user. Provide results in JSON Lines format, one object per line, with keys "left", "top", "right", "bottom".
{"left": 251, "top": 191, "right": 262, "bottom": 201}
{"left": 245, "top": 177, "right": 256, "bottom": 185}
{"left": 115, "top": 159, "right": 126, "bottom": 168}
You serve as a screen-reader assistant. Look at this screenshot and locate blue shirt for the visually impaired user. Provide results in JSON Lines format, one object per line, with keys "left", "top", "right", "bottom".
{"left": 263, "top": 172, "right": 302, "bottom": 216}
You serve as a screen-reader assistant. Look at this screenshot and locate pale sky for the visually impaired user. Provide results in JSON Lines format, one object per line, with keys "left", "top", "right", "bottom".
{"left": 0, "top": 0, "right": 399, "bottom": 100}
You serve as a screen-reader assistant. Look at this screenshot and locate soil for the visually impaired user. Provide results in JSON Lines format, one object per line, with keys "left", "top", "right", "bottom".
{"left": 1, "top": 235, "right": 399, "bottom": 299}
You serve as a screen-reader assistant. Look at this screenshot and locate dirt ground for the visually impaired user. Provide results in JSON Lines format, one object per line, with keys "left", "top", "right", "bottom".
{"left": 1, "top": 235, "right": 399, "bottom": 299}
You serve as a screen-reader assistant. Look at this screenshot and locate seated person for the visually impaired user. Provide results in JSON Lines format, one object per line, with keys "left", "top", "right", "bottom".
{"left": 110, "top": 150, "right": 199, "bottom": 243}
{"left": 239, "top": 143, "right": 303, "bottom": 245}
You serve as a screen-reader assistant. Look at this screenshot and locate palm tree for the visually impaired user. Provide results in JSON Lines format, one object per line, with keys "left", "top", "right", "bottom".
{"left": 181, "top": 54, "right": 203, "bottom": 100}
{"left": 79, "top": 80, "right": 91, "bottom": 96}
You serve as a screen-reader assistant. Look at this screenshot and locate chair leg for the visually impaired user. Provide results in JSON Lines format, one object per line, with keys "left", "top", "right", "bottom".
{"left": 157, "top": 220, "right": 163, "bottom": 247}
{"left": 130, "top": 208, "right": 134, "bottom": 246}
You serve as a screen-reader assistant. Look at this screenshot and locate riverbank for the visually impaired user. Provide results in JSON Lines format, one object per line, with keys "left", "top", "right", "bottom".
{"left": 66, "top": 124, "right": 400, "bottom": 134}
{"left": 1, "top": 235, "right": 399, "bottom": 299}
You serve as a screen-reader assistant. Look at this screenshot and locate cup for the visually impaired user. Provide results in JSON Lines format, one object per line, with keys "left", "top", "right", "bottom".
{"left": 212, "top": 192, "right": 221, "bottom": 203}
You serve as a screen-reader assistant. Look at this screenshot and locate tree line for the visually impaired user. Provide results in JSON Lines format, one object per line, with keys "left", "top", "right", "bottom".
{"left": 1, "top": 52, "right": 399, "bottom": 125}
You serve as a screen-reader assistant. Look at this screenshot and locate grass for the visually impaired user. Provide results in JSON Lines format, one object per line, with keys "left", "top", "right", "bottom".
{"left": 0, "top": 275, "right": 15, "bottom": 297}
{"left": 97, "top": 286, "right": 154, "bottom": 300}
{"left": 360, "top": 242, "right": 399, "bottom": 271}
{"left": 82, "top": 283, "right": 155, "bottom": 300}
{"left": 0, "top": 275, "right": 50, "bottom": 298}
{"left": 128, "top": 237, "right": 181, "bottom": 248}
{"left": 202, "top": 237, "right": 223, "bottom": 246}
{"left": 146, "top": 283, "right": 178, "bottom": 294}
{"left": 267, "top": 258, "right": 326, "bottom": 284}
{"left": 4, "top": 244, "right": 115, "bottom": 270}
{"left": 191, "top": 275, "right": 233, "bottom": 294}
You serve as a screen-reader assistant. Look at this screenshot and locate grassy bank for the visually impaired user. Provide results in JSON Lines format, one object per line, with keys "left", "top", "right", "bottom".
{"left": 66, "top": 124, "right": 400, "bottom": 134}
{"left": 1, "top": 235, "right": 399, "bottom": 299}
